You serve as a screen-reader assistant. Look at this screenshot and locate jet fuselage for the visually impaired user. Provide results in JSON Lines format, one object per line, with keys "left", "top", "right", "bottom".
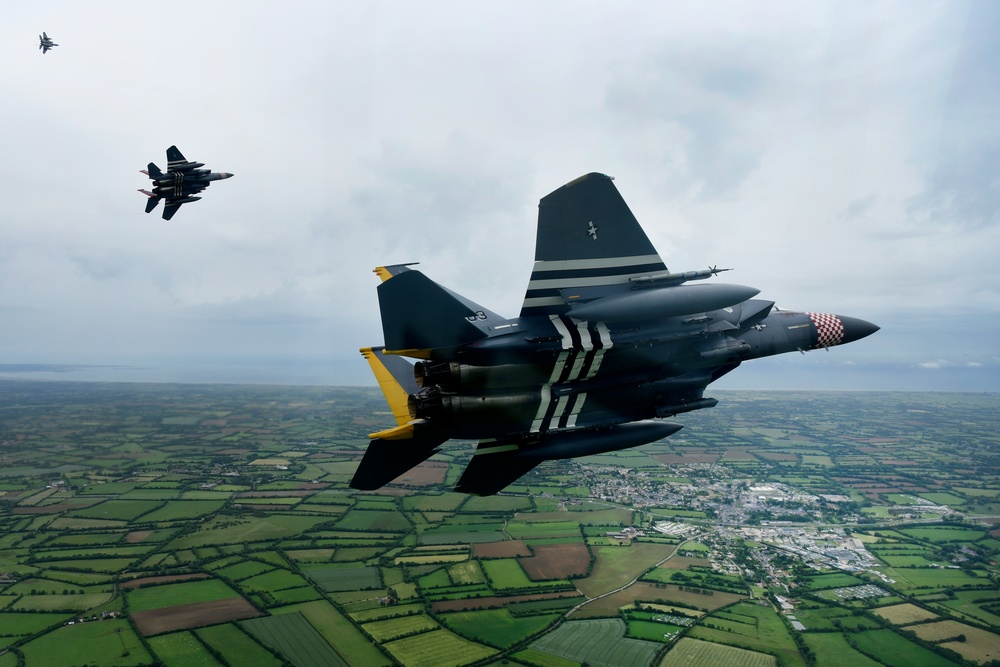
{"left": 350, "top": 172, "right": 879, "bottom": 495}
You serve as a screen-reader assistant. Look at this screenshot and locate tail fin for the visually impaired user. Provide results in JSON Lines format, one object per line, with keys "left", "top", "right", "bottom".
{"left": 146, "top": 163, "right": 165, "bottom": 180}
{"left": 377, "top": 268, "right": 505, "bottom": 356}
{"left": 166, "top": 145, "right": 186, "bottom": 165}
{"left": 520, "top": 172, "right": 667, "bottom": 317}
{"left": 361, "top": 346, "right": 420, "bottom": 434}
{"left": 349, "top": 346, "right": 447, "bottom": 491}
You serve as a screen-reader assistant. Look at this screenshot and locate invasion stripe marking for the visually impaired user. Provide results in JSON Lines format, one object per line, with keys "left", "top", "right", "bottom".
{"left": 531, "top": 384, "right": 553, "bottom": 433}
{"left": 530, "top": 254, "right": 664, "bottom": 272}
{"left": 550, "top": 395, "right": 571, "bottom": 428}
{"left": 526, "top": 274, "right": 657, "bottom": 291}
{"left": 550, "top": 315, "right": 574, "bottom": 350}
{"left": 529, "top": 263, "right": 667, "bottom": 281}
{"left": 474, "top": 442, "right": 520, "bottom": 455}
{"left": 566, "top": 392, "right": 586, "bottom": 429}
{"left": 528, "top": 263, "right": 668, "bottom": 284}
{"left": 586, "top": 322, "right": 613, "bottom": 378}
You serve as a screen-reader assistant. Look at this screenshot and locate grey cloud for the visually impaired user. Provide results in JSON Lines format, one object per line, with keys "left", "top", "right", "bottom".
{"left": 907, "top": 1, "right": 1000, "bottom": 230}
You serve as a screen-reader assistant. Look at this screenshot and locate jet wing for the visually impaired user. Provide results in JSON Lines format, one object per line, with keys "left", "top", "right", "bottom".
{"left": 161, "top": 199, "right": 184, "bottom": 220}
{"left": 349, "top": 436, "right": 446, "bottom": 491}
{"left": 453, "top": 438, "right": 543, "bottom": 496}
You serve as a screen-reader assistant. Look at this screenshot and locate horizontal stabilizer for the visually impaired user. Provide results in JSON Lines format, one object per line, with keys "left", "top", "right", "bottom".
{"left": 349, "top": 436, "right": 445, "bottom": 491}
{"left": 454, "top": 438, "right": 542, "bottom": 496}
{"left": 378, "top": 269, "right": 502, "bottom": 353}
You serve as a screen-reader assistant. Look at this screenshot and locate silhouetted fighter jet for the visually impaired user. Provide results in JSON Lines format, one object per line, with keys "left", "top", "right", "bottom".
{"left": 138, "top": 146, "right": 233, "bottom": 220}
{"left": 39, "top": 32, "right": 58, "bottom": 54}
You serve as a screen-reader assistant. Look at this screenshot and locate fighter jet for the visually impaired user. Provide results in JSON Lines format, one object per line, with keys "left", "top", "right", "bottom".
{"left": 351, "top": 173, "right": 879, "bottom": 496}
{"left": 138, "top": 146, "right": 233, "bottom": 220}
{"left": 39, "top": 32, "right": 58, "bottom": 54}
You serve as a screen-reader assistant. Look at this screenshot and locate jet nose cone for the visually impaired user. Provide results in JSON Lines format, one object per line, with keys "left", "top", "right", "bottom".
{"left": 838, "top": 316, "right": 880, "bottom": 344}
{"left": 222, "top": 172, "right": 233, "bottom": 179}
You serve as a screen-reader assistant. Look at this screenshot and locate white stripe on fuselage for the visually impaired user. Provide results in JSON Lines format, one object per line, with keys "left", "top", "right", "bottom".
{"left": 530, "top": 384, "right": 552, "bottom": 433}
{"left": 565, "top": 392, "right": 587, "bottom": 428}
{"left": 586, "top": 322, "right": 613, "bottom": 379}
{"left": 530, "top": 254, "right": 663, "bottom": 272}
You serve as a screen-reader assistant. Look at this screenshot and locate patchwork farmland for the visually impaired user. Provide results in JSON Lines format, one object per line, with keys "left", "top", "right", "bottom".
{"left": 0, "top": 381, "right": 998, "bottom": 666}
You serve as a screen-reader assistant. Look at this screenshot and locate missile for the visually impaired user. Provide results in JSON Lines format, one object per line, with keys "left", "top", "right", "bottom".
{"left": 567, "top": 283, "right": 761, "bottom": 322}
{"left": 517, "top": 420, "right": 683, "bottom": 460}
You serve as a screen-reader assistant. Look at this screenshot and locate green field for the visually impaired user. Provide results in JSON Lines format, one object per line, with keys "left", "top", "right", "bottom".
{"left": 802, "top": 632, "right": 883, "bottom": 667}
{"left": 305, "top": 565, "right": 381, "bottom": 592}
{"left": 240, "top": 568, "right": 309, "bottom": 592}
{"left": 271, "top": 600, "right": 393, "bottom": 667}
{"left": 897, "top": 526, "right": 986, "bottom": 543}
{"left": 661, "top": 638, "right": 777, "bottom": 667}
{"left": 350, "top": 603, "right": 426, "bottom": 623}
{"left": 483, "top": 558, "right": 568, "bottom": 591}
{"left": 530, "top": 618, "right": 661, "bottom": 667}
{"left": 148, "top": 631, "right": 224, "bottom": 667}
{"left": 0, "top": 612, "right": 72, "bottom": 636}
{"left": 335, "top": 509, "right": 413, "bottom": 532}
{"left": 19, "top": 619, "right": 152, "bottom": 667}
{"left": 195, "top": 623, "right": 283, "bottom": 667}
{"left": 167, "top": 515, "right": 329, "bottom": 548}
{"left": 243, "top": 612, "right": 349, "bottom": 667}
{"left": 10, "top": 593, "right": 113, "bottom": 612}
{"left": 68, "top": 499, "right": 164, "bottom": 521}
{"left": 688, "top": 602, "right": 805, "bottom": 667}
{"left": 849, "top": 629, "right": 961, "bottom": 667}
{"left": 575, "top": 544, "right": 674, "bottom": 598}
{"left": 128, "top": 579, "right": 240, "bottom": 612}
{"left": 139, "top": 500, "right": 227, "bottom": 522}
{"left": 439, "top": 608, "right": 560, "bottom": 648}
{"left": 799, "top": 573, "right": 865, "bottom": 590}
{"left": 213, "top": 558, "right": 275, "bottom": 581}
{"left": 363, "top": 613, "right": 440, "bottom": 642}
{"left": 382, "top": 628, "right": 497, "bottom": 667}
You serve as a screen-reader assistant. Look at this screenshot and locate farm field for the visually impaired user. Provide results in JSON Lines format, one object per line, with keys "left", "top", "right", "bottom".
{"left": 530, "top": 618, "right": 661, "bottom": 667}
{"left": 0, "top": 383, "right": 997, "bottom": 666}
{"left": 660, "top": 637, "right": 777, "bottom": 667}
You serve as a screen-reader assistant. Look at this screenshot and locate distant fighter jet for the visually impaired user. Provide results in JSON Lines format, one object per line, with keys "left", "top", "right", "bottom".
{"left": 138, "top": 146, "right": 233, "bottom": 220}
{"left": 351, "top": 173, "right": 880, "bottom": 496}
{"left": 39, "top": 32, "right": 58, "bottom": 54}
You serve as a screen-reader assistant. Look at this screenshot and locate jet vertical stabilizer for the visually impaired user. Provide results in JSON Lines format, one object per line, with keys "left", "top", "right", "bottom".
{"left": 378, "top": 269, "right": 507, "bottom": 357}
{"left": 520, "top": 173, "right": 668, "bottom": 317}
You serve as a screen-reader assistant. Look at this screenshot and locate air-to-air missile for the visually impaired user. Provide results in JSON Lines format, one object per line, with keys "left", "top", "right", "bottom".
{"left": 138, "top": 146, "right": 233, "bottom": 220}
{"left": 350, "top": 172, "right": 879, "bottom": 495}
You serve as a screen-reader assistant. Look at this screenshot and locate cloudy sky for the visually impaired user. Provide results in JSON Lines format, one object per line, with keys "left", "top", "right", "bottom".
{"left": 2, "top": 1, "right": 998, "bottom": 391}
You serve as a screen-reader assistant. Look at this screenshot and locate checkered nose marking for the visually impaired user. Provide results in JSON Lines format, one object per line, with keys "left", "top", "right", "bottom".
{"left": 806, "top": 313, "right": 844, "bottom": 348}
